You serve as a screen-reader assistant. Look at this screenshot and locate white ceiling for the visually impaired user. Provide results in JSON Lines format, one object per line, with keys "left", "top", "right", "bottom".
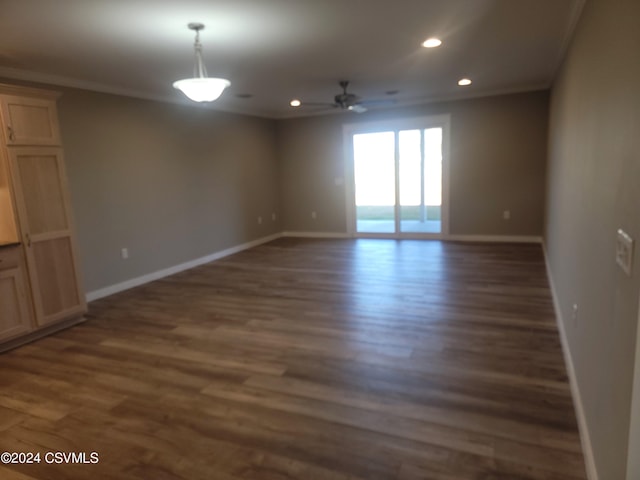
{"left": 0, "top": 0, "right": 584, "bottom": 119}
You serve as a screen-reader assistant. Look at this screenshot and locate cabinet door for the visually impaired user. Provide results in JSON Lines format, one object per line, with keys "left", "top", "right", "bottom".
{"left": 8, "top": 147, "right": 86, "bottom": 326}
{"left": 0, "top": 95, "right": 61, "bottom": 146}
{"left": 0, "top": 150, "right": 19, "bottom": 244}
{"left": 0, "top": 267, "right": 32, "bottom": 341}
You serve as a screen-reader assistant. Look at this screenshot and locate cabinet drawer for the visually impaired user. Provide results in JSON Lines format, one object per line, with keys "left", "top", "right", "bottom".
{"left": 0, "top": 247, "right": 20, "bottom": 270}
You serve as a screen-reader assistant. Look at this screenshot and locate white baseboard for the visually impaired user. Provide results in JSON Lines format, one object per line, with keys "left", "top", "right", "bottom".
{"left": 282, "top": 231, "right": 350, "bottom": 239}
{"left": 542, "top": 242, "right": 599, "bottom": 480}
{"left": 446, "top": 234, "right": 542, "bottom": 244}
{"left": 282, "top": 232, "right": 541, "bottom": 243}
{"left": 85, "top": 232, "right": 282, "bottom": 302}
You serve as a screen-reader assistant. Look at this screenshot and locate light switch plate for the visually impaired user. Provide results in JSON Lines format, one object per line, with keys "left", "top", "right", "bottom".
{"left": 616, "top": 229, "right": 634, "bottom": 276}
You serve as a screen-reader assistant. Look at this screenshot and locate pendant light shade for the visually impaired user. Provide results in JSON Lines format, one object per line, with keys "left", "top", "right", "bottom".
{"left": 173, "top": 23, "right": 230, "bottom": 102}
{"left": 173, "top": 77, "right": 231, "bottom": 102}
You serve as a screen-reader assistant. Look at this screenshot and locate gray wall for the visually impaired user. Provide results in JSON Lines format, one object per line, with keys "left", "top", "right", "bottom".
{"left": 57, "top": 89, "right": 281, "bottom": 293}
{"left": 545, "top": 0, "right": 640, "bottom": 478}
{"left": 277, "top": 91, "right": 549, "bottom": 236}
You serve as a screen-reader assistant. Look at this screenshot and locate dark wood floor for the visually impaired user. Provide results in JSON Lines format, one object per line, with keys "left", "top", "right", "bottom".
{"left": 0, "top": 238, "right": 586, "bottom": 479}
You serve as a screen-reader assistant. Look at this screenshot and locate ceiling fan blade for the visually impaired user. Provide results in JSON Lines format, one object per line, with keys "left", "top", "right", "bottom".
{"left": 298, "top": 102, "right": 338, "bottom": 108}
{"left": 358, "top": 98, "right": 397, "bottom": 107}
{"left": 349, "top": 104, "right": 368, "bottom": 113}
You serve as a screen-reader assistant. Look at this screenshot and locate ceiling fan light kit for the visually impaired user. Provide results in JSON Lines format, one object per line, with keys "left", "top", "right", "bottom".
{"left": 334, "top": 80, "right": 364, "bottom": 111}
{"left": 173, "top": 23, "right": 230, "bottom": 102}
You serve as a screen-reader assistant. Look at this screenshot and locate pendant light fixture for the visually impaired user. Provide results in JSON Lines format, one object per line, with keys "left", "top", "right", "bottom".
{"left": 173, "top": 23, "right": 230, "bottom": 102}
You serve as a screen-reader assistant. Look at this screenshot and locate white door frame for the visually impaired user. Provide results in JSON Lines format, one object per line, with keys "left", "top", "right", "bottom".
{"left": 342, "top": 114, "right": 451, "bottom": 238}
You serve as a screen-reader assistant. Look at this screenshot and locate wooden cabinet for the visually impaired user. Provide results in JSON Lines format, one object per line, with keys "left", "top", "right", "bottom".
{"left": 0, "top": 246, "right": 33, "bottom": 341}
{"left": 0, "top": 94, "right": 61, "bottom": 146}
{"left": 0, "top": 149, "right": 19, "bottom": 245}
{"left": 7, "top": 147, "right": 86, "bottom": 325}
{"left": 0, "top": 84, "right": 86, "bottom": 347}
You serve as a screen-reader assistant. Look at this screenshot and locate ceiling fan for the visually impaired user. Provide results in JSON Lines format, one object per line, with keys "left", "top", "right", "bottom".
{"left": 295, "top": 81, "right": 395, "bottom": 113}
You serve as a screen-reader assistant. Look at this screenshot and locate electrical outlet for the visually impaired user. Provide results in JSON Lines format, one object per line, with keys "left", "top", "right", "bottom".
{"left": 258, "top": 216, "right": 262, "bottom": 225}
{"left": 311, "top": 211, "right": 317, "bottom": 220}
{"left": 572, "top": 303, "right": 578, "bottom": 323}
{"left": 503, "top": 210, "right": 511, "bottom": 220}
{"left": 121, "top": 248, "right": 129, "bottom": 260}
{"left": 272, "top": 213, "right": 276, "bottom": 221}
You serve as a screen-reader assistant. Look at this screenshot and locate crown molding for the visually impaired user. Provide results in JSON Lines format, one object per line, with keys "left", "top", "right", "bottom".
{"left": 0, "top": 66, "right": 273, "bottom": 119}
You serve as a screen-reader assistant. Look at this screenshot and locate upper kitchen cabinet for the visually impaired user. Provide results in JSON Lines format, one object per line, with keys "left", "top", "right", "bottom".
{"left": 0, "top": 91, "right": 61, "bottom": 146}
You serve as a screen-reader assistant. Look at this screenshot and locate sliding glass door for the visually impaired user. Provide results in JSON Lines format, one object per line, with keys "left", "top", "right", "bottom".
{"left": 398, "top": 128, "right": 442, "bottom": 233}
{"left": 353, "top": 131, "right": 396, "bottom": 234}
{"left": 349, "top": 116, "right": 448, "bottom": 237}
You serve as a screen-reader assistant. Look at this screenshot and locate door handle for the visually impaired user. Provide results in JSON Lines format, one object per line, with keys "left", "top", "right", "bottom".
{"left": 7, "top": 126, "right": 14, "bottom": 141}
{"left": 25, "top": 233, "right": 31, "bottom": 247}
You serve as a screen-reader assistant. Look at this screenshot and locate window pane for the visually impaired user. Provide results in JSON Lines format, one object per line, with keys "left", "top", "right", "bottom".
{"left": 354, "top": 132, "right": 395, "bottom": 233}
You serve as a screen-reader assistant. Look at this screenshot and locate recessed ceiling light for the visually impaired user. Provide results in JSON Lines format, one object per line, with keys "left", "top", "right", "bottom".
{"left": 290, "top": 99, "right": 301, "bottom": 107}
{"left": 458, "top": 78, "right": 472, "bottom": 86}
{"left": 422, "top": 38, "right": 442, "bottom": 48}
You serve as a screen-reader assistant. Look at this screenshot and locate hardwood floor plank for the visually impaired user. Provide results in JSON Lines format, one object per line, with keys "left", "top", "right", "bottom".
{"left": 0, "top": 466, "right": 41, "bottom": 480}
{"left": 201, "top": 381, "right": 495, "bottom": 457}
{"left": 241, "top": 374, "right": 581, "bottom": 454}
{"left": 99, "top": 338, "right": 288, "bottom": 376}
{"left": 111, "top": 394, "right": 403, "bottom": 479}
